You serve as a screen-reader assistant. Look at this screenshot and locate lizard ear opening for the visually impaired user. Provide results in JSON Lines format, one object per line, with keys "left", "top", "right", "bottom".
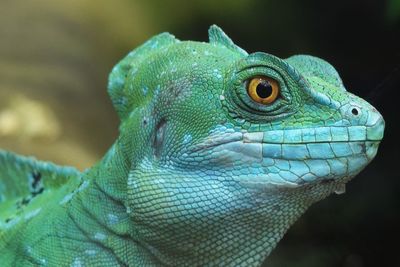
{"left": 208, "top": 25, "right": 248, "bottom": 56}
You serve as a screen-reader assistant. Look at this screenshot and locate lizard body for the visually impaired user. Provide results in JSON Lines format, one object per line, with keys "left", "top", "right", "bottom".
{"left": 0, "top": 25, "right": 384, "bottom": 266}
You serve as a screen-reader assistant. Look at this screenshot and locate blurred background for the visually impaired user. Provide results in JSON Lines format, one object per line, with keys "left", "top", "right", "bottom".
{"left": 0, "top": 0, "right": 399, "bottom": 266}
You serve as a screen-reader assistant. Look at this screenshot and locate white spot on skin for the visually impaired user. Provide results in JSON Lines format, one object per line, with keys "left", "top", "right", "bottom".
{"left": 25, "top": 245, "right": 33, "bottom": 254}
{"left": 130, "top": 68, "right": 138, "bottom": 75}
{"left": 192, "top": 62, "right": 198, "bottom": 67}
{"left": 71, "top": 258, "right": 82, "bottom": 267}
{"left": 77, "top": 180, "right": 89, "bottom": 192}
{"left": 154, "top": 86, "right": 161, "bottom": 96}
{"left": 94, "top": 232, "right": 107, "bottom": 241}
{"left": 219, "top": 95, "right": 225, "bottom": 101}
{"left": 24, "top": 208, "right": 42, "bottom": 220}
{"left": 107, "top": 214, "right": 119, "bottom": 225}
{"left": 0, "top": 217, "right": 20, "bottom": 229}
{"left": 213, "top": 69, "right": 222, "bottom": 79}
{"left": 204, "top": 50, "right": 212, "bottom": 56}
{"left": 60, "top": 180, "right": 89, "bottom": 205}
{"left": 85, "top": 249, "right": 97, "bottom": 256}
{"left": 126, "top": 206, "right": 132, "bottom": 214}
{"left": 150, "top": 41, "right": 159, "bottom": 49}
{"left": 183, "top": 134, "right": 192, "bottom": 144}
{"left": 59, "top": 193, "right": 74, "bottom": 205}
{"left": 131, "top": 181, "right": 139, "bottom": 189}
{"left": 154, "top": 178, "right": 166, "bottom": 184}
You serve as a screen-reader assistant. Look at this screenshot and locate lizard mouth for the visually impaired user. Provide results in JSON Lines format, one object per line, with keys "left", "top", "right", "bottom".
{"left": 186, "top": 120, "right": 384, "bottom": 188}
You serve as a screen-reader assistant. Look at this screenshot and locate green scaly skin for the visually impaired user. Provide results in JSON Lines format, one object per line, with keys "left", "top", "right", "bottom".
{"left": 0, "top": 25, "right": 384, "bottom": 266}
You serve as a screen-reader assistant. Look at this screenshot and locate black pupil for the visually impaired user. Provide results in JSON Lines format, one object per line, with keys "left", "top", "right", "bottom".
{"left": 256, "top": 81, "right": 273, "bottom": 99}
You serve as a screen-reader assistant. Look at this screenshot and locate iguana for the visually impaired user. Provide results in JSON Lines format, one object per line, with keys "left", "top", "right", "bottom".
{"left": 0, "top": 25, "right": 384, "bottom": 266}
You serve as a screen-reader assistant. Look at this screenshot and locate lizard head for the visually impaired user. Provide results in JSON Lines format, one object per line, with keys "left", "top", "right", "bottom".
{"left": 107, "top": 25, "right": 384, "bottom": 264}
{"left": 200, "top": 51, "right": 385, "bottom": 198}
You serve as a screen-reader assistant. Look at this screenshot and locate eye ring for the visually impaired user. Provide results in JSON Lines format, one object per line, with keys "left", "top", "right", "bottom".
{"left": 247, "top": 76, "right": 279, "bottom": 104}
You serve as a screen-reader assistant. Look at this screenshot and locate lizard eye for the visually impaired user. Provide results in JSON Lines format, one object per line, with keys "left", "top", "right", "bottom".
{"left": 247, "top": 76, "right": 279, "bottom": 104}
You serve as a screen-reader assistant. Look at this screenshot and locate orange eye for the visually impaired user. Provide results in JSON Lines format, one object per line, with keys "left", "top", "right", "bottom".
{"left": 247, "top": 76, "right": 279, "bottom": 104}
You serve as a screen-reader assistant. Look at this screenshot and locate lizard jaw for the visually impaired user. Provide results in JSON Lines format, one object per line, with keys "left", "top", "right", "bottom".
{"left": 184, "top": 118, "right": 383, "bottom": 189}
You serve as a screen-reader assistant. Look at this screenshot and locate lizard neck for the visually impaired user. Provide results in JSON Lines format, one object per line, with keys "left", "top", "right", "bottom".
{"left": 63, "top": 139, "right": 160, "bottom": 265}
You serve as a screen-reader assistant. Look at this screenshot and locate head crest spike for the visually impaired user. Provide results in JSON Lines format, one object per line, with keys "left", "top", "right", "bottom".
{"left": 208, "top": 25, "right": 248, "bottom": 56}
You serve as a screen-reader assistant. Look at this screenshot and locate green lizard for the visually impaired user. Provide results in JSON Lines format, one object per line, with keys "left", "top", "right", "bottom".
{"left": 0, "top": 25, "right": 384, "bottom": 266}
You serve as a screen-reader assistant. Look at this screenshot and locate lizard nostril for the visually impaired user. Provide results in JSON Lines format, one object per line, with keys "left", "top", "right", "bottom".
{"left": 351, "top": 107, "right": 360, "bottom": 116}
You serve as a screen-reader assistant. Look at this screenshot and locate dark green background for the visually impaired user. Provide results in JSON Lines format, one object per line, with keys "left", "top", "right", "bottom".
{"left": 0, "top": 0, "right": 399, "bottom": 266}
